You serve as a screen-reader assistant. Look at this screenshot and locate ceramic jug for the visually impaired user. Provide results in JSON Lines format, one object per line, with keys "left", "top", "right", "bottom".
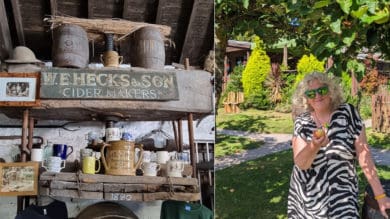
{"left": 100, "top": 140, "right": 143, "bottom": 176}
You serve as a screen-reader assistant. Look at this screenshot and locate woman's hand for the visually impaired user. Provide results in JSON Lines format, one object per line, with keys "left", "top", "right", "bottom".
{"left": 377, "top": 197, "right": 390, "bottom": 218}
{"left": 312, "top": 128, "right": 328, "bottom": 148}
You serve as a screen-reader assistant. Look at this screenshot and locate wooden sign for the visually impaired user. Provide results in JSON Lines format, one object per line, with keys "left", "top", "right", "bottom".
{"left": 40, "top": 68, "right": 179, "bottom": 100}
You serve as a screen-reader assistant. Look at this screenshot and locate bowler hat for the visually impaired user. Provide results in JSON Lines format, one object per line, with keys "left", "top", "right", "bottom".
{"left": 5, "top": 46, "right": 42, "bottom": 63}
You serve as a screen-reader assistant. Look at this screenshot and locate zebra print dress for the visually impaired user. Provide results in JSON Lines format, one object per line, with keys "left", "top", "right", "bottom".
{"left": 288, "top": 103, "right": 363, "bottom": 219}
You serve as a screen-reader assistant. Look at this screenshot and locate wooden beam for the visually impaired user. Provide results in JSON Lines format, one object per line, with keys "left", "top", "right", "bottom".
{"left": 0, "top": 0, "right": 13, "bottom": 59}
{"left": 180, "top": 0, "right": 213, "bottom": 66}
{"left": 49, "top": 0, "right": 58, "bottom": 16}
{"left": 87, "top": 0, "right": 94, "bottom": 18}
{"left": 122, "top": 0, "right": 156, "bottom": 22}
{"left": 46, "top": 16, "right": 171, "bottom": 41}
{"left": 11, "top": 0, "right": 25, "bottom": 46}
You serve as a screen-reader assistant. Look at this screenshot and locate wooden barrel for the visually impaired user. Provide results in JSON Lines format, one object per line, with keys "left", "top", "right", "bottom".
{"left": 362, "top": 180, "right": 390, "bottom": 219}
{"left": 52, "top": 24, "right": 89, "bottom": 68}
{"left": 130, "top": 26, "right": 165, "bottom": 69}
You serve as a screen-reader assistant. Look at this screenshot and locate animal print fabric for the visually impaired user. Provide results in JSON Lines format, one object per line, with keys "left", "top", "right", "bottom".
{"left": 288, "top": 103, "right": 363, "bottom": 219}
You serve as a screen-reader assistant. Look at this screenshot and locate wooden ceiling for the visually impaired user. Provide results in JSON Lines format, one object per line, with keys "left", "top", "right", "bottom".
{"left": 0, "top": 0, "right": 214, "bottom": 67}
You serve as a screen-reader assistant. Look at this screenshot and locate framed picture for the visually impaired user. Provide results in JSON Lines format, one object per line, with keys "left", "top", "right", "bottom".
{"left": 0, "top": 72, "right": 40, "bottom": 107}
{"left": 0, "top": 162, "right": 39, "bottom": 196}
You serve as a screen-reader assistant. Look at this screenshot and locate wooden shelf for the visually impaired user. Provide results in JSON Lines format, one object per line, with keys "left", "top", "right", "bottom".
{"left": 39, "top": 172, "right": 200, "bottom": 202}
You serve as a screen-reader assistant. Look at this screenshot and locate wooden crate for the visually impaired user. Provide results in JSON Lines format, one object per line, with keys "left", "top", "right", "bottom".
{"left": 39, "top": 172, "right": 200, "bottom": 202}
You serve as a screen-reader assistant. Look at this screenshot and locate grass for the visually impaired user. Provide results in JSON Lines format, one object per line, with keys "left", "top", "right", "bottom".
{"left": 215, "top": 134, "right": 264, "bottom": 157}
{"left": 216, "top": 108, "right": 293, "bottom": 134}
{"left": 215, "top": 150, "right": 390, "bottom": 219}
{"left": 217, "top": 108, "right": 389, "bottom": 150}
{"left": 367, "top": 128, "right": 390, "bottom": 150}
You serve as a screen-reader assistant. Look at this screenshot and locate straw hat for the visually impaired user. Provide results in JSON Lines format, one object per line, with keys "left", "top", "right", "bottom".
{"left": 5, "top": 46, "right": 42, "bottom": 63}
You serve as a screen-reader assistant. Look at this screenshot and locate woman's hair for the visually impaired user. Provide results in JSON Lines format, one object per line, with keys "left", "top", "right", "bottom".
{"left": 292, "top": 72, "right": 344, "bottom": 118}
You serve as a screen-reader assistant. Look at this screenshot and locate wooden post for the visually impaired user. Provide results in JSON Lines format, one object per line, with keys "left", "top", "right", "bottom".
{"left": 223, "top": 55, "right": 228, "bottom": 91}
{"left": 185, "top": 58, "right": 190, "bottom": 70}
{"left": 172, "top": 121, "right": 179, "bottom": 151}
{"left": 18, "top": 109, "right": 29, "bottom": 213}
{"left": 187, "top": 113, "right": 197, "bottom": 177}
{"left": 178, "top": 119, "right": 183, "bottom": 152}
{"left": 28, "top": 116, "right": 34, "bottom": 155}
{"left": 21, "top": 109, "right": 29, "bottom": 162}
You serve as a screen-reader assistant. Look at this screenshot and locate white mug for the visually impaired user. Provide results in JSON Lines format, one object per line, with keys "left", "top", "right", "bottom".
{"left": 167, "top": 159, "right": 184, "bottom": 177}
{"left": 42, "top": 156, "right": 66, "bottom": 173}
{"left": 31, "top": 148, "right": 43, "bottom": 162}
{"left": 105, "top": 127, "right": 121, "bottom": 142}
{"left": 141, "top": 162, "right": 161, "bottom": 176}
{"left": 156, "top": 151, "right": 170, "bottom": 164}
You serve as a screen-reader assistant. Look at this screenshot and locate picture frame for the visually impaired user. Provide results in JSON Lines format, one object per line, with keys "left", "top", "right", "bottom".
{"left": 0, "top": 162, "right": 39, "bottom": 196}
{"left": 0, "top": 72, "right": 40, "bottom": 107}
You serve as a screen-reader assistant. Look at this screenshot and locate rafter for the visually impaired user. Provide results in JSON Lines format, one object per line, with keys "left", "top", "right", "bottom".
{"left": 11, "top": 0, "right": 25, "bottom": 46}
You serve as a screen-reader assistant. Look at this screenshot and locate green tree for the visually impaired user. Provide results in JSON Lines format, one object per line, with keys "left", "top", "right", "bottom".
{"left": 241, "top": 36, "right": 272, "bottom": 109}
{"left": 294, "top": 54, "right": 325, "bottom": 87}
{"left": 286, "top": 0, "right": 390, "bottom": 75}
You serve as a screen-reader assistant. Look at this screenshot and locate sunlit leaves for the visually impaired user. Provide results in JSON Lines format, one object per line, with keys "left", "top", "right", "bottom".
{"left": 314, "top": 0, "right": 331, "bottom": 9}
{"left": 330, "top": 19, "right": 342, "bottom": 33}
{"left": 351, "top": 5, "right": 369, "bottom": 18}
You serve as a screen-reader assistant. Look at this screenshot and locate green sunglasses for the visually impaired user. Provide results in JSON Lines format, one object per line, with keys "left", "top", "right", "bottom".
{"left": 304, "top": 86, "right": 329, "bottom": 99}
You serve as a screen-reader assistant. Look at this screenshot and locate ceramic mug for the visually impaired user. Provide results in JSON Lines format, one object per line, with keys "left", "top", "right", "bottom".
{"left": 82, "top": 156, "right": 101, "bottom": 174}
{"left": 122, "top": 132, "right": 133, "bottom": 141}
{"left": 167, "top": 159, "right": 184, "bottom": 177}
{"left": 53, "top": 144, "right": 73, "bottom": 160}
{"left": 80, "top": 148, "right": 93, "bottom": 158}
{"left": 156, "top": 151, "right": 170, "bottom": 164}
{"left": 42, "top": 156, "right": 66, "bottom": 173}
{"left": 31, "top": 148, "right": 43, "bottom": 162}
{"left": 178, "top": 152, "right": 190, "bottom": 164}
{"left": 105, "top": 127, "right": 121, "bottom": 142}
{"left": 141, "top": 162, "right": 161, "bottom": 176}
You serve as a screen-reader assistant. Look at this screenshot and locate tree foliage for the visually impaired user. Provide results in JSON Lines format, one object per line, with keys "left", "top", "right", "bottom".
{"left": 294, "top": 54, "right": 325, "bottom": 87}
{"left": 242, "top": 36, "right": 271, "bottom": 98}
{"left": 285, "top": 0, "right": 390, "bottom": 75}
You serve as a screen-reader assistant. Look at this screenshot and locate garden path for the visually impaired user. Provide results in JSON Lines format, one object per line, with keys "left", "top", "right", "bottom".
{"left": 215, "top": 124, "right": 390, "bottom": 170}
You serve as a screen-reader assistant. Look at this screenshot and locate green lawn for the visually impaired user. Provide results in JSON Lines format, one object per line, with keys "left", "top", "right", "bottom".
{"left": 216, "top": 134, "right": 264, "bottom": 157}
{"left": 215, "top": 150, "right": 390, "bottom": 219}
{"left": 216, "top": 108, "right": 294, "bottom": 134}
{"left": 217, "top": 108, "right": 389, "bottom": 150}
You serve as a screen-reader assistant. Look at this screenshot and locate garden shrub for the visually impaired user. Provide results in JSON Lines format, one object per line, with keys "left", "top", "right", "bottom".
{"left": 219, "top": 65, "right": 245, "bottom": 108}
{"left": 241, "top": 36, "right": 271, "bottom": 109}
{"left": 294, "top": 54, "right": 325, "bottom": 87}
{"left": 225, "top": 65, "right": 244, "bottom": 93}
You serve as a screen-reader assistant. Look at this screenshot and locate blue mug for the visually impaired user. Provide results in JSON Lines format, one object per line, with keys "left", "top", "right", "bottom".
{"left": 53, "top": 144, "right": 73, "bottom": 160}
{"left": 122, "top": 132, "right": 133, "bottom": 141}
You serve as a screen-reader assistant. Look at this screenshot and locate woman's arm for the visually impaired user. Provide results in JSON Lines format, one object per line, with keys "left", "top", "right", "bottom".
{"left": 292, "top": 133, "right": 327, "bottom": 170}
{"left": 356, "top": 126, "right": 390, "bottom": 218}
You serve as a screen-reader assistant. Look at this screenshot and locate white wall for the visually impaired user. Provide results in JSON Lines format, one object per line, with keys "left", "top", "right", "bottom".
{"left": 0, "top": 113, "right": 214, "bottom": 218}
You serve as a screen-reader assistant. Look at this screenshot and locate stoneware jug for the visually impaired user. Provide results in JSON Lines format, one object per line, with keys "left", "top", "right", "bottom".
{"left": 100, "top": 140, "right": 143, "bottom": 176}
